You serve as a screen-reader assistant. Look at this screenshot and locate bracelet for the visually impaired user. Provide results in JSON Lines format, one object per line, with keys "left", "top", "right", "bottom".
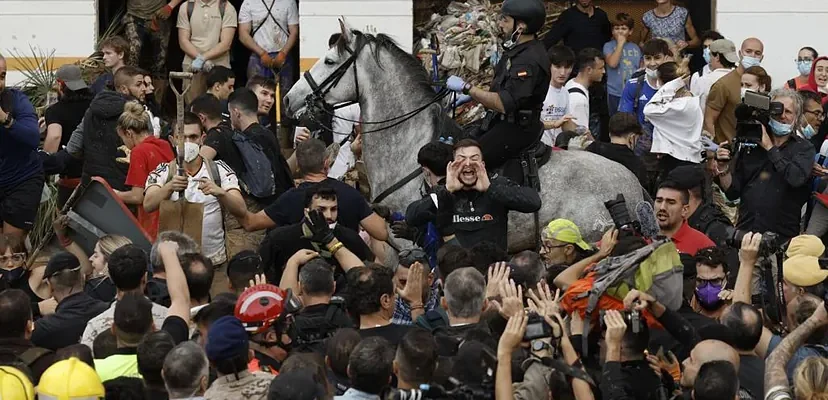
{"left": 328, "top": 241, "right": 344, "bottom": 255}
{"left": 59, "top": 236, "right": 73, "bottom": 248}
{"left": 462, "top": 83, "right": 472, "bottom": 95}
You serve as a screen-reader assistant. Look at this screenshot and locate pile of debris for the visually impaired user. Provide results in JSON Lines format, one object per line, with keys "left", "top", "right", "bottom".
{"left": 415, "top": 0, "right": 566, "bottom": 124}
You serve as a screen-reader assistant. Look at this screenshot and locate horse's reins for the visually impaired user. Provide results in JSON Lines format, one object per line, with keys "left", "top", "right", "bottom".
{"left": 303, "top": 34, "right": 452, "bottom": 136}
{"left": 302, "top": 32, "right": 455, "bottom": 204}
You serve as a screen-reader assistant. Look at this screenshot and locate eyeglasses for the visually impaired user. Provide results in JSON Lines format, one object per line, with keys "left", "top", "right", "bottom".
{"left": 806, "top": 109, "right": 825, "bottom": 120}
{"left": 695, "top": 277, "right": 725, "bottom": 287}
{"left": 796, "top": 58, "right": 815, "bottom": 63}
{"left": 0, "top": 253, "right": 26, "bottom": 265}
{"left": 541, "top": 241, "right": 569, "bottom": 251}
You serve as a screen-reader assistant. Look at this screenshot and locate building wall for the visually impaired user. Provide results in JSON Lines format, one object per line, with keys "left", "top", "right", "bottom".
{"left": 0, "top": 0, "right": 97, "bottom": 85}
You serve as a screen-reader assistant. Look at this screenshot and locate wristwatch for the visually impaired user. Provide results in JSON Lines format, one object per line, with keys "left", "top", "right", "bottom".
{"left": 531, "top": 339, "right": 551, "bottom": 353}
{"left": 462, "top": 82, "right": 472, "bottom": 95}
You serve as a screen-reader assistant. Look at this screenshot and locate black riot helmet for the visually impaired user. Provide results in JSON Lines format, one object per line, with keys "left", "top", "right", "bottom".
{"left": 501, "top": 0, "right": 547, "bottom": 34}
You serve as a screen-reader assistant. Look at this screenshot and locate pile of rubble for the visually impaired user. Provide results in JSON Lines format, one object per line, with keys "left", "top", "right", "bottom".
{"left": 415, "top": 0, "right": 566, "bottom": 124}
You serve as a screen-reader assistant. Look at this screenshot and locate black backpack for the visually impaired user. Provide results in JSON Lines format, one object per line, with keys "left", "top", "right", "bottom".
{"left": 292, "top": 302, "right": 350, "bottom": 353}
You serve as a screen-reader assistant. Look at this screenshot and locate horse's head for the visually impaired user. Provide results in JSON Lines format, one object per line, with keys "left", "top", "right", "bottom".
{"left": 284, "top": 18, "right": 363, "bottom": 119}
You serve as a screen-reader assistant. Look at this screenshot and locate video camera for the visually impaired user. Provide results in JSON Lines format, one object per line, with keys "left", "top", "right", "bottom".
{"left": 604, "top": 194, "right": 642, "bottom": 237}
{"left": 734, "top": 91, "right": 785, "bottom": 144}
{"left": 599, "top": 308, "right": 644, "bottom": 334}
{"left": 724, "top": 227, "right": 781, "bottom": 257}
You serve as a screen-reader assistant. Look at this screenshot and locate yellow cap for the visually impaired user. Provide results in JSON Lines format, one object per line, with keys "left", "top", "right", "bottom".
{"left": 786, "top": 235, "right": 825, "bottom": 258}
{"left": 36, "top": 357, "right": 104, "bottom": 400}
{"left": 543, "top": 219, "right": 591, "bottom": 250}
{"left": 783, "top": 254, "right": 828, "bottom": 287}
{"left": 0, "top": 366, "right": 34, "bottom": 400}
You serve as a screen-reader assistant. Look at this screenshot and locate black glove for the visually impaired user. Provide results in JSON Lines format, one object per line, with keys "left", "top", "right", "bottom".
{"left": 305, "top": 209, "right": 336, "bottom": 245}
{"left": 391, "top": 221, "right": 417, "bottom": 241}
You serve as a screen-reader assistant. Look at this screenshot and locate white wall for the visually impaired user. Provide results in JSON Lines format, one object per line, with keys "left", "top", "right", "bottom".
{"left": 298, "top": 0, "right": 412, "bottom": 70}
{"left": 0, "top": 0, "right": 97, "bottom": 85}
{"left": 716, "top": 0, "right": 828, "bottom": 89}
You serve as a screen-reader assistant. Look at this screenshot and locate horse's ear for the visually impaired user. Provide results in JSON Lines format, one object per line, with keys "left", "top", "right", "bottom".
{"left": 338, "top": 17, "right": 355, "bottom": 43}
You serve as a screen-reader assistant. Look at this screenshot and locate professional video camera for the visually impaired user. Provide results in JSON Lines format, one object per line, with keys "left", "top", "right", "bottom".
{"left": 604, "top": 194, "right": 642, "bottom": 237}
{"left": 387, "top": 382, "right": 495, "bottom": 400}
{"left": 724, "top": 227, "right": 781, "bottom": 257}
{"left": 734, "top": 91, "right": 785, "bottom": 144}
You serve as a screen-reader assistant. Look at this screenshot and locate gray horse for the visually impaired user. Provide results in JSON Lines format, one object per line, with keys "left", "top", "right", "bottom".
{"left": 284, "top": 21, "right": 645, "bottom": 251}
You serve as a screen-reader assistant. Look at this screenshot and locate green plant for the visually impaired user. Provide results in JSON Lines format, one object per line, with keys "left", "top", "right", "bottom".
{"left": 5, "top": 46, "right": 57, "bottom": 110}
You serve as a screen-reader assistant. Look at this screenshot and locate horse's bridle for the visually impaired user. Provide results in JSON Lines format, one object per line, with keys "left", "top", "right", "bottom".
{"left": 303, "top": 38, "right": 365, "bottom": 114}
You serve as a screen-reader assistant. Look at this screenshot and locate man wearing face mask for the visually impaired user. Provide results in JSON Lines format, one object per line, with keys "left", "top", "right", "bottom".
{"left": 715, "top": 88, "right": 816, "bottom": 244}
{"left": 799, "top": 90, "right": 824, "bottom": 147}
{"left": 705, "top": 37, "right": 765, "bottom": 143}
{"left": 619, "top": 39, "right": 672, "bottom": 153}
{"left": 586, "top": 112, "right": 647, "bottom": 187}
{"left": 690, "top": 246, "right": 732, "bottom": 320}
{"left": 444, "top": 0, "right": 550, "bottom": 170}
{"left": 692, "top": 39, "right": 737, "bottom": 109}
{"left": 144, "top": 112, "right": 244, "bottom": 275}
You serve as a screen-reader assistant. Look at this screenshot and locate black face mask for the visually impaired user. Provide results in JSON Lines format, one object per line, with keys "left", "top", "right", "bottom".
{"left": 0, "top": 267, "right": 26, "bottom": 285}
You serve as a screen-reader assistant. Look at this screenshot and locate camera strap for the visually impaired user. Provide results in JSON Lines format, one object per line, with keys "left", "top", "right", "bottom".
{"left": 535, "top": 356, "right": 596, "bottom": 387}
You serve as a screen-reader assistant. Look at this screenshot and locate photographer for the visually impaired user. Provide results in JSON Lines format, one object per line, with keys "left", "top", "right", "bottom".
{"left": 715, "top": 88, "right": 816, "bottom": 242}
{"left": 599, "top": 309, "right": 664, "bottom": 400}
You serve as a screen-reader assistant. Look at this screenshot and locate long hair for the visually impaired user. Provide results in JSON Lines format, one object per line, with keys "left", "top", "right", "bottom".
{"left": 793, "top": 357, "right": 828, "bottom": 400}
{"left": 97, "top": 235, "right": 132, "bottom": 263}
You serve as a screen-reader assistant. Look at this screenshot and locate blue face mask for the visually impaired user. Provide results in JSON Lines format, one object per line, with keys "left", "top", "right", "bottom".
{"left": 803, "top": 124, "right": 817, "bottom": 139}
{"left": 798, "top": 60, "right": 813, "bottom": 76}
{"left": 703, "top": 47, "right": 712, "bottom": 64}
{"left": 741, "top": 56, "right": 762, "bottom": 69}
{"left": 769, "top": 118, "right": 793, "bottom": 137}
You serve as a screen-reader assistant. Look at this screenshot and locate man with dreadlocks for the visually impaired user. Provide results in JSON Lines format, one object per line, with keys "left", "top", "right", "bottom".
{"left": 444, "top": 0, "right": 551, "bottom": 170}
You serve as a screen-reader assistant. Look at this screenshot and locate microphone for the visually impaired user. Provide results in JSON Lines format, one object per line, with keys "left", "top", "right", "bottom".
{"left": 636, "top": 201, "right": 660, "bottom": 239}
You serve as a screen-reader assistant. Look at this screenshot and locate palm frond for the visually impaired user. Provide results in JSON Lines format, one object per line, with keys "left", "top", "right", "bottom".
{"left": 4, "top": 46, "right": 57, "bottom": 110}
{"left": 97, "top": 5, "right": 126, "bottom": 46}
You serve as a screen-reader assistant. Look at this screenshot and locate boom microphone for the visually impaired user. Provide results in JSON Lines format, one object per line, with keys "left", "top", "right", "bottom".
{"left": 635, "top": 201, "right": 659, "bottom": 239}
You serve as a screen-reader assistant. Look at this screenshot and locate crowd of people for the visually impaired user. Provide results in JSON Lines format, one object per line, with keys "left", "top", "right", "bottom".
{"left": 2, "top": 0, "right": 828, "bottom": 399}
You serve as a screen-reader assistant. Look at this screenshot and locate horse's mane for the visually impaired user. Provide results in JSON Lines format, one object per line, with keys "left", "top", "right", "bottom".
{"left": 336, "top": 30, "right": 434, "bottom": 93}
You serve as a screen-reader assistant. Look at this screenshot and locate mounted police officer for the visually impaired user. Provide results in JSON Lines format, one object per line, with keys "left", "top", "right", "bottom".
{"left": 445, "top": 0, "right": 550, "bottom": 170}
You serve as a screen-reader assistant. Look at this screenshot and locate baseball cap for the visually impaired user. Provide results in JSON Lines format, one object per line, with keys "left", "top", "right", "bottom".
{"left": 55, "top": 64, "right": 88, "bottom": 91}
{"left": 786, "top": 234, "right": 825, "bottom": 258}
{"left": 543, "top": 219, "right": 591, "bottom": 251}
{"left": 783, "top": 254, "right": 828, "bottom": 287}
{"left": 399, "top": 248, "right": 430, "bottom": 269}
{"left": 709, "top": 39, "right": 739, "bottom": 64}
{"left": 205, "top": 316, "right": 249, "bottom": 362}
{"left": 44, "top": 251, "right": 81, "bottom": 279}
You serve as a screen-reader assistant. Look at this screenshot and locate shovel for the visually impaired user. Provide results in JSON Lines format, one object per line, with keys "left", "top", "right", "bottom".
{"left": 158, "top": 71, "right": 204, "bottom": 248}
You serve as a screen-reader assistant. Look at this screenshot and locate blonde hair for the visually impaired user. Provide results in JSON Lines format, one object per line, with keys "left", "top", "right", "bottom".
{"left": 117, "top": 100, "right": 152, "bottom": 134}
{"left": 97, "top": 235, "right": 132, "bottom": 262}
{"left": 794, "top": 357, "right": 828, "bottom": 400}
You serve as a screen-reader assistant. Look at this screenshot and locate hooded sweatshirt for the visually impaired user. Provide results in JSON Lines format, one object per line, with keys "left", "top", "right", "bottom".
{"left": 0, "top": 88, "right": 42, "bottom": 188}
{"left": 81, "top": 91, "right": 131, "bottom": 191}
{"left": 803, "top": 56, "right": 828, "bottom": 105}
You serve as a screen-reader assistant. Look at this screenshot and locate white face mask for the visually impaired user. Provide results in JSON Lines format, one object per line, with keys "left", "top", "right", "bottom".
{"left": 183, "top": 142, "right": 201, "bottom": 163}
{"left": 740, "top": 87, "right": 748, "bottom": 100}
{"left": 645, "top": 68, "right": 658, "bottom": 80}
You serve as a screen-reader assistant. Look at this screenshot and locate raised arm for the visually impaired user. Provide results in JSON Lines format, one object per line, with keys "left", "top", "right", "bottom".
{"left": 765, "top": 302, "right": 828, "bottom": 395}
{"left": 0, "top": 91, "right": 40, "bottom": 150}
{"left": 554, "top": 229, "right": 617, "bottom": 290}
{"left": 158, "top": 241, "right": 191, "bottom": 322}
{"left": 486, "top": 175, "right": 542, "bottom": 213}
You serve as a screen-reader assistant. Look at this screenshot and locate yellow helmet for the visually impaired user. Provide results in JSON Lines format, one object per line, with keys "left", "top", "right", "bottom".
{"left": 0, "top": 365, "right": 35, "bottom": 400}
{"left": 36, "top": 357, "right": 104, "bottom": 400}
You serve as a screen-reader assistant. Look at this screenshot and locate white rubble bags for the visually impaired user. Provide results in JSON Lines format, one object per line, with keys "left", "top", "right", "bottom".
{"left": 415, "top": 0, "right": 564, "bottom": 125}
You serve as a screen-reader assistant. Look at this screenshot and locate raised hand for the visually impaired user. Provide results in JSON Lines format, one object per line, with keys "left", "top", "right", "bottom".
{"left": 445, "top": 161, "right": 464, "bottom": 193}
{"left": 486, "top": 262, "right": 510, "bottom": 299}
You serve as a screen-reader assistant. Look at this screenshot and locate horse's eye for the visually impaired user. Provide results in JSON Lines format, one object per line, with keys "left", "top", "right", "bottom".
{"left": 324, "top": 58, "right": 336, "bottom": 65}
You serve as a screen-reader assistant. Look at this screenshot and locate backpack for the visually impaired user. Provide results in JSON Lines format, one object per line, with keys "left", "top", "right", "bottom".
{"left": 186, "top": 0, "right": 228, "bottom": 21}
{"left": 164, "top": 158, "right": 221, "bottom": 188}
{"left": 632, "top": 77, "right": 647, "bottom": 117}
{"left": 0, "top": 347, "right": 52, "bottom": 376}
{"left": 568, "top": 87, "right": 587, "bottom": 97}
{"left": 231, "top": 131, "right": 276, "bottom": 199}
{"left": 292, "top": 302, "right": 350, "bottom": 353}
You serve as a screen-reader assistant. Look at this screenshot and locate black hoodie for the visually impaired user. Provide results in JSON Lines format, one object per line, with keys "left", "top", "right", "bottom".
{"left": 81, "top": 91, "right": 130, "bottom": 191}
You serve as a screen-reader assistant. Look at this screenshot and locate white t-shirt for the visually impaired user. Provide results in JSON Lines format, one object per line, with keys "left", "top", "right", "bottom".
{"left": 692, "top": 68, "right": 734, "bottom": 112}
{"left": 145, "top": 159, "right": 240, "bottom": 263}
{"left": 688, "top": 64, "right": 712, "bottom": 96}
{"left": 239, "top": 0, "right": 298, "bottom": 53}
{"left": 564, "top": 80, "right": 590, "bottom": 131}
{"left": 540, "top": 84, "right": 570, "bottom": 146}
